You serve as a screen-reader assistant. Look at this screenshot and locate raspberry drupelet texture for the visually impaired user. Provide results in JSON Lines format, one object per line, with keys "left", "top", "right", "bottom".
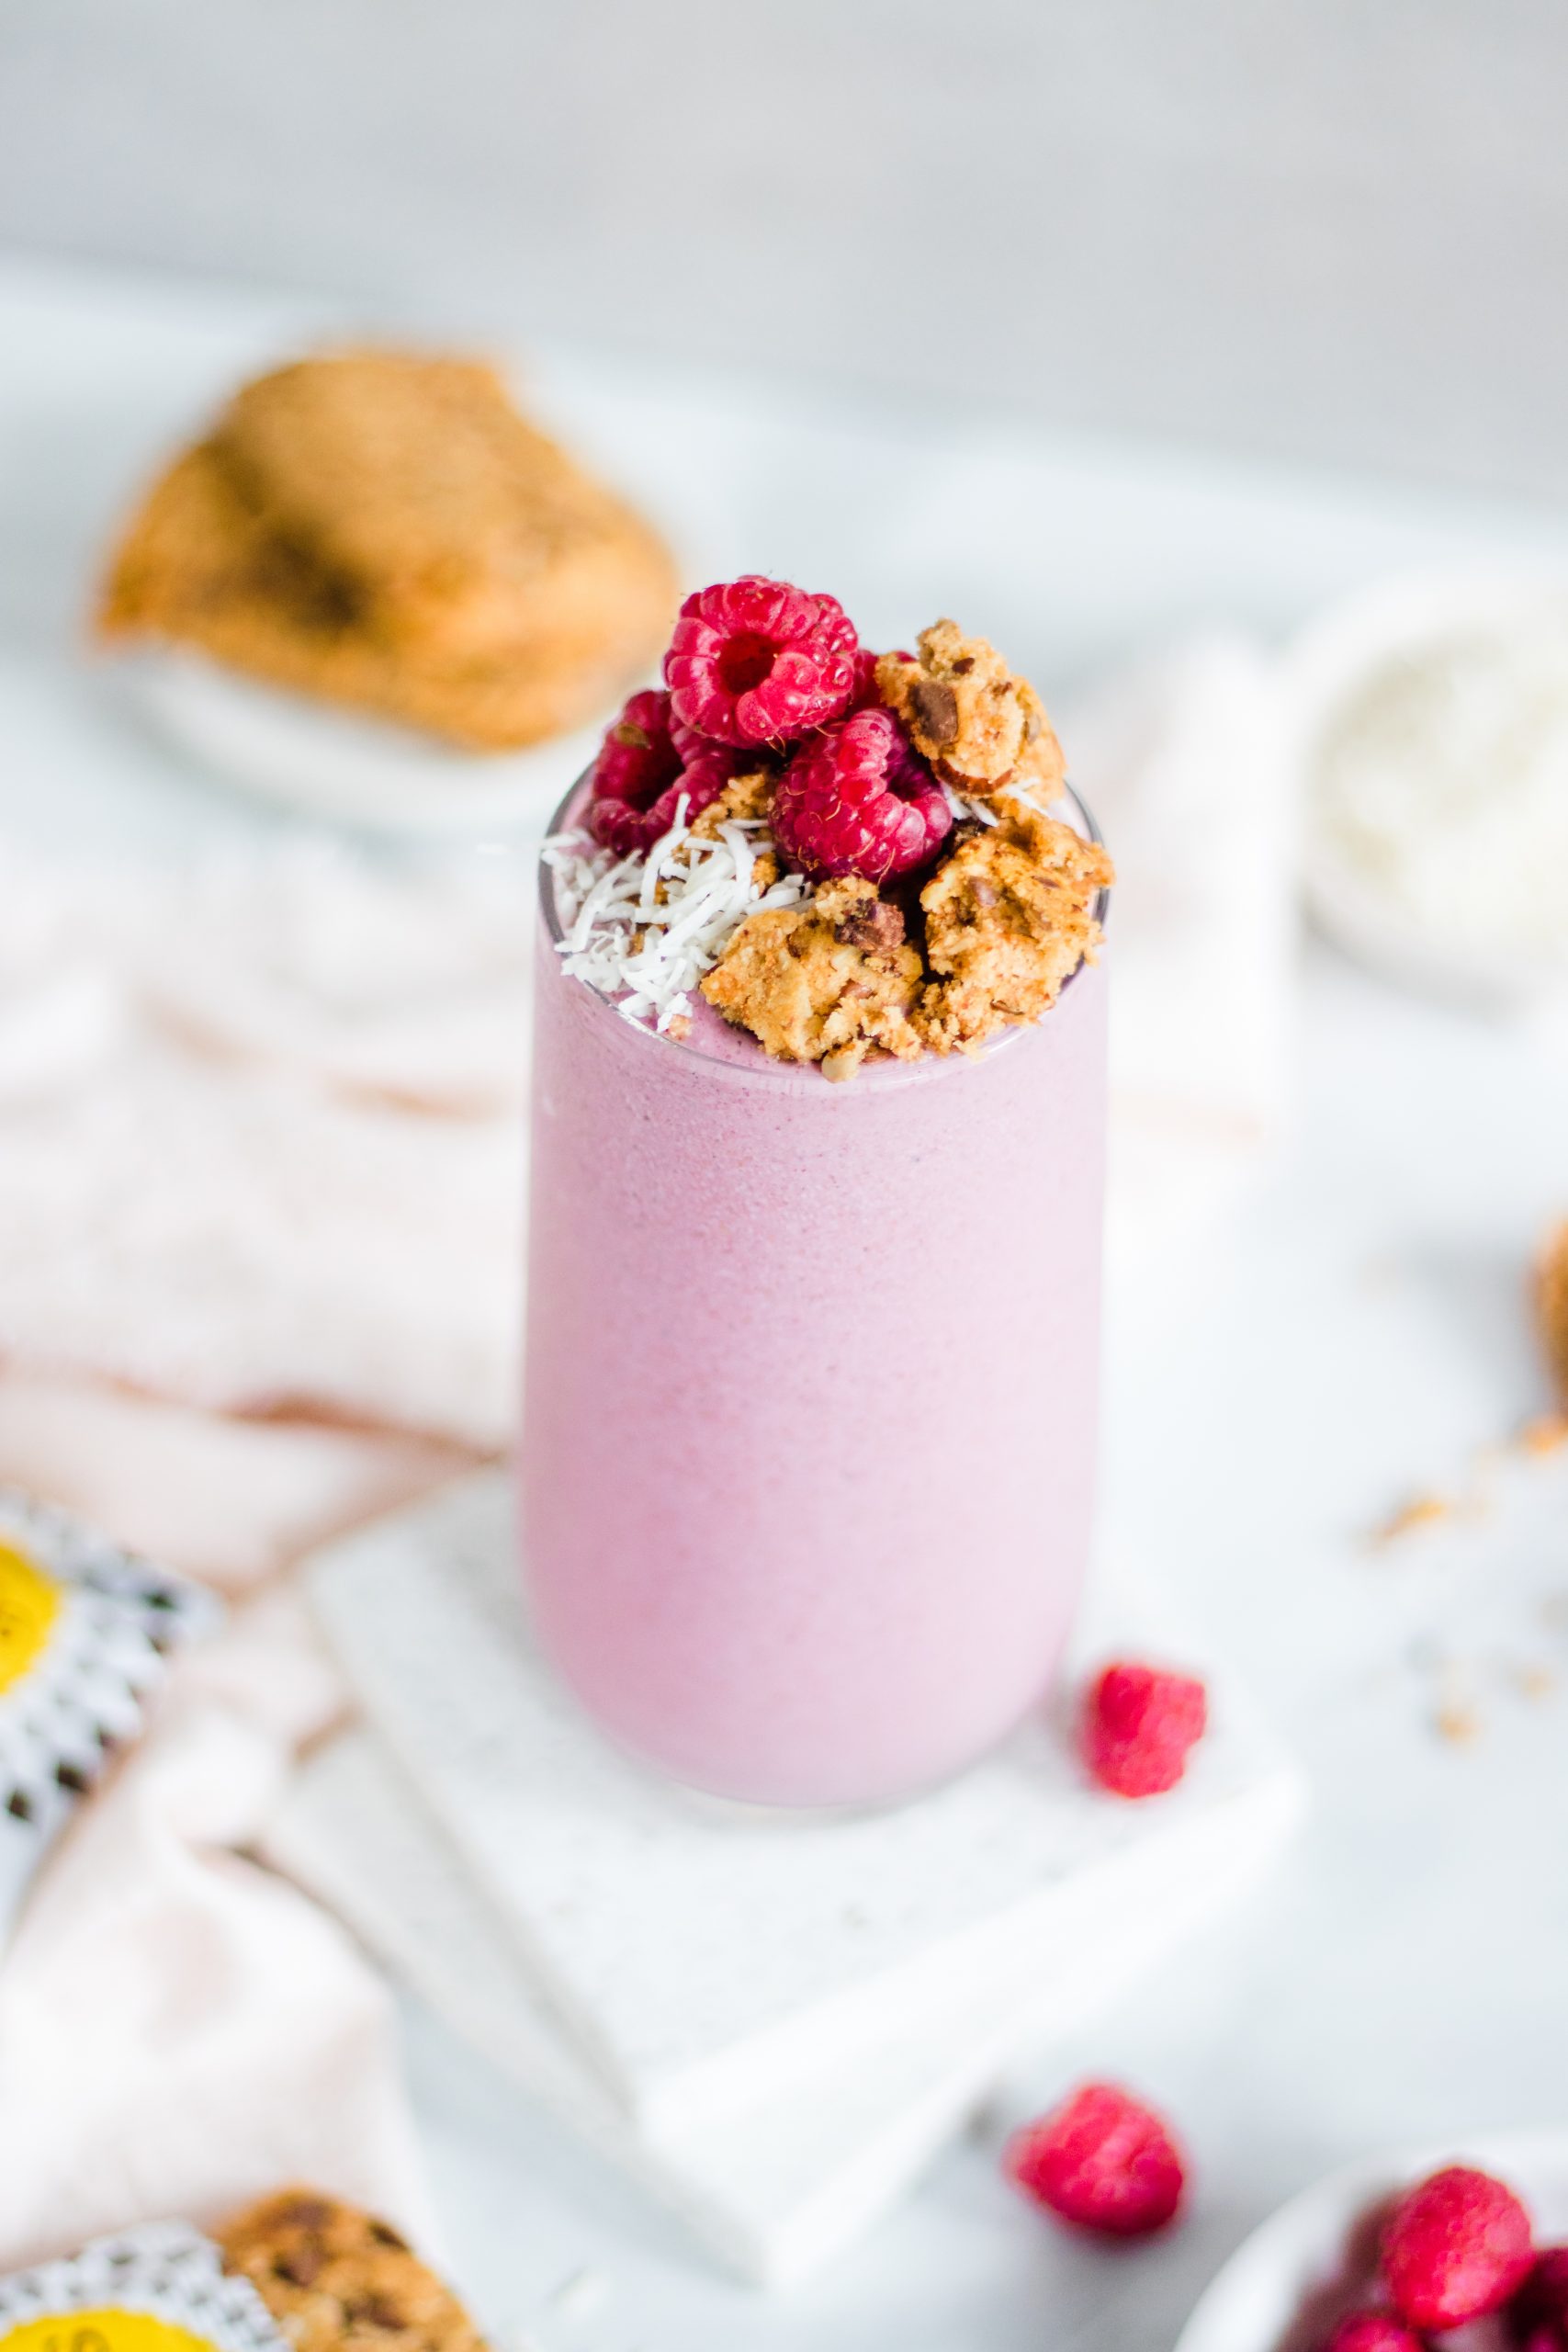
{"left": 588, "top": 688, "right": 732, "bottom": 857}
{"left": 772, "top": 707, "right": 953, "bottom": 883}
{"left": 1004, "top": 2083, "right": 1186, "bottom": 2238}
{"left": 664, "top": 574, "right": 859, "bottom": 746}
{"left": 847, "top": 641, "right": 904, "bottom": 712}
{"left": 1081, "top": 1661, "right": 1209, "bottom": 1798}
{"left": 1323, "top": 2313, "right": 1425, "bottom": 2352}
{"left": 670, "top": 713, "right": 751, "bottom": 796}
{"left": 1509, "top": 2247, "right": 1568, "bottom": 2352}
{"left": 1381, "top": 2165, "right": 1534, "bottom": 2332}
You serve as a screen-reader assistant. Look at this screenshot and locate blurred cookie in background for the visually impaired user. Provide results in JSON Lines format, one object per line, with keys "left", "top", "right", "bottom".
{"left": 96, "top": 350, "right": 678, "bottom": 827}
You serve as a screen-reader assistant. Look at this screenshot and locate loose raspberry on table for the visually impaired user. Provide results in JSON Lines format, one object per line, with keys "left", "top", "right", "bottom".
{"left": 1381, "top": 2165, "right": 1534, "bottom": 2331}
{"left": 1081, "top": 1661, "right": 1209, "bottom": 1798}
{"left": 1322, "top": 2312, "right": 1425, "bottom": 2352}
{"left": 1004, "top": 2082, "right": 1186, "bottom": 2238}
{"left": 1509, "top": 2248, "right": 1568, "bottom": 2352}
{"left": 772, "top": 707, "right": 952, "bottom": 884}
{"left": 587, "top": 689, "right": 730, "bottom": 858}
{"left": 664, "top": 574, "right": 859, "bottom": 746}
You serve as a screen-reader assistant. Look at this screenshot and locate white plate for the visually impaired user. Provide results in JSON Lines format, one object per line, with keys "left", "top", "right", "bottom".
{"left": 1285, "top": 568, "right": 1568, "bottom": 1006}
{"left": 1175, "top": 2131, "right": 1568, "bottom": 2352}
{"left": 120, "top": 649, "right": 607, "bottom": 836}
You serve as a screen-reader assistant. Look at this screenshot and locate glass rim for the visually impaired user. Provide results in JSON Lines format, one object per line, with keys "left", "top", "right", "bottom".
{"left": 537, "top": 767, "right": 1111, "bottom": 1083}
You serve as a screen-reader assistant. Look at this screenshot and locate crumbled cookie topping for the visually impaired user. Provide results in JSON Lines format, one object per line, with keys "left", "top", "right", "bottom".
{"left": 682, "top": 767, "right": 782, "bottom": 890}
{"left": 1540, "top": 1221, "right": 1568, "bottom": 1404}
{"left": 701, "top": 876, "right": 923, "bottom": 1080}
{"left": 917, "top": 802, "right": 1112, "bottom": 1051}
{"left": 877, "top": 620, "right": 1066, "bottom": 797}
{"left": 554, "top": 600, "right": 1111, "bottom": 1075}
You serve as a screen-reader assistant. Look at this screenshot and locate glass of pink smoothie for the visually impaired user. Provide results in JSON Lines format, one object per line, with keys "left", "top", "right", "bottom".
{"left": 519, "top": 775, "right": 1110, "bottom": 1811}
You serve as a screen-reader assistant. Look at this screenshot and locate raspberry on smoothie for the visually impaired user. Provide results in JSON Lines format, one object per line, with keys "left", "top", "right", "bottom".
{"left": 771, "top": 706, "right": 953, "bottom": 882}
{"left": 665, "top": 574, "right": 859, "bottom": 744}
{"left": 551, "top": 572, "right": 1111, "bottom": 1077}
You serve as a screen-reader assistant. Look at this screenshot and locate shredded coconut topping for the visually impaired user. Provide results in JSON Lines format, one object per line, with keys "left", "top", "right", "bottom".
{"left": 942, "top": 781, "right": 1000, "bottom": 827}
{"left": 544, "top": 797, "right": 810, "bottom": 1033}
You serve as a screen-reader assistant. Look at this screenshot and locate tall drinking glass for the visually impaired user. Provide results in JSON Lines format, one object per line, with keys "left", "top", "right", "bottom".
{"left": 519, "top": 780, "right": 1109, "bottom": 1808}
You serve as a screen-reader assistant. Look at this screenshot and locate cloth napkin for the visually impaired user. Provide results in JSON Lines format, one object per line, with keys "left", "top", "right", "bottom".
{"left": 1065, "top": 633, "right": 1298, "bottom": 1304}
{"left": 0, "top": 1579, "right": 434, "bottom": 2267}
{"left": 0, "top": 842, "right": 530, "bottom": 1449}
{"left": 0, "top": 629, "right": 1297, "bottom": 2265}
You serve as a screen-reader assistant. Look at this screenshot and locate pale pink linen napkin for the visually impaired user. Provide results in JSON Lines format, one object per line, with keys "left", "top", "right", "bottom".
{"left": 0, "top": 1368, "right": 479, "bottom": 1590}
{"left": 1065, "top": 635, "right": 1299, "bottom": 1306}
{"left": 0, "top": 1581, "right": 439, "bottom": 2267}
{"left": 0, "top": 839, "right": 528, "bottom": 1449}
{"left": 0, "top": 1381, "right": 469, "bottom": 2267}
{"left": 0, "top": 835, "right": 519, "bottom": 2261}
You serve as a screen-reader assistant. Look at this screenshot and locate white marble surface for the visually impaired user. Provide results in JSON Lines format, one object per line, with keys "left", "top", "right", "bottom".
{"left": 3, "top": 257, "right": 1568, "bottom": 2352}
{"left": 305, "top": 1475, "right": 1299, "bottom": 2139}
{"left": 289, "top": 1474, "right": 1297, "bottom": 2280}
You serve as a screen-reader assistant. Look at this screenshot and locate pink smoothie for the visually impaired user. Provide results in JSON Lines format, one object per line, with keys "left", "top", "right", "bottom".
{"left": 519, "top": 795, "right": 1109, "bottom": 1808}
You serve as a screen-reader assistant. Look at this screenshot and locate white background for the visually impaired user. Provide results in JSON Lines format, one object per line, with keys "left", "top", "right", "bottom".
{"left": 5, "top": 2, "right": 1568, "bottom": 502}
{"left": 3, "top": 253, "right": 1568, "bottom": 2351}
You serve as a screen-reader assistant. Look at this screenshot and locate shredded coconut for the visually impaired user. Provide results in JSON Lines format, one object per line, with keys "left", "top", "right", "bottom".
{"left": 943, "top": 779, "right": 1062, "bottom": 828}
{"left": 544, "top": 799, "right": 810, "bottom": 1034}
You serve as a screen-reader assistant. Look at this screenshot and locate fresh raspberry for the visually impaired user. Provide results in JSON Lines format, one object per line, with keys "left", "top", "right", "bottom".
{"left": 847, "top": 644, "right": 884, "bottom": 710}
{"left": 1381, "top": 2165, "right": 1534, "bottom": 2331}
{"left": 669, "top": 714, "right": 754, "bottom": 805}
{"left": 1081, "top": 1661, "right": 1209, "bottom": 1799}
{"left": 587, "top": 690, "right": 728, "bottom": 858}
{"left": 1510, "top": 2250, "right": 1568, "bottom": 2351}
{"left": 1005, "top": 2083, "right": 1186, "bottom": 2238}
{"left": 664, "top": 575, "right": 859, "bottom": 746}
{"left": 1322, "top": 2312, "right": 1424, "bottom": 2352}
{"left": 772, "top": 708, "right": 952, "bottom": 884}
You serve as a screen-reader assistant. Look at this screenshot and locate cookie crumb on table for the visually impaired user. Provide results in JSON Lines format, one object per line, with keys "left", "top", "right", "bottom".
{"left": 1512, "top": 1661, "right": 1556, "bottom": 1702}
{"left": 1371, "top": 1493, "right": 1457, "bottom": 1546}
